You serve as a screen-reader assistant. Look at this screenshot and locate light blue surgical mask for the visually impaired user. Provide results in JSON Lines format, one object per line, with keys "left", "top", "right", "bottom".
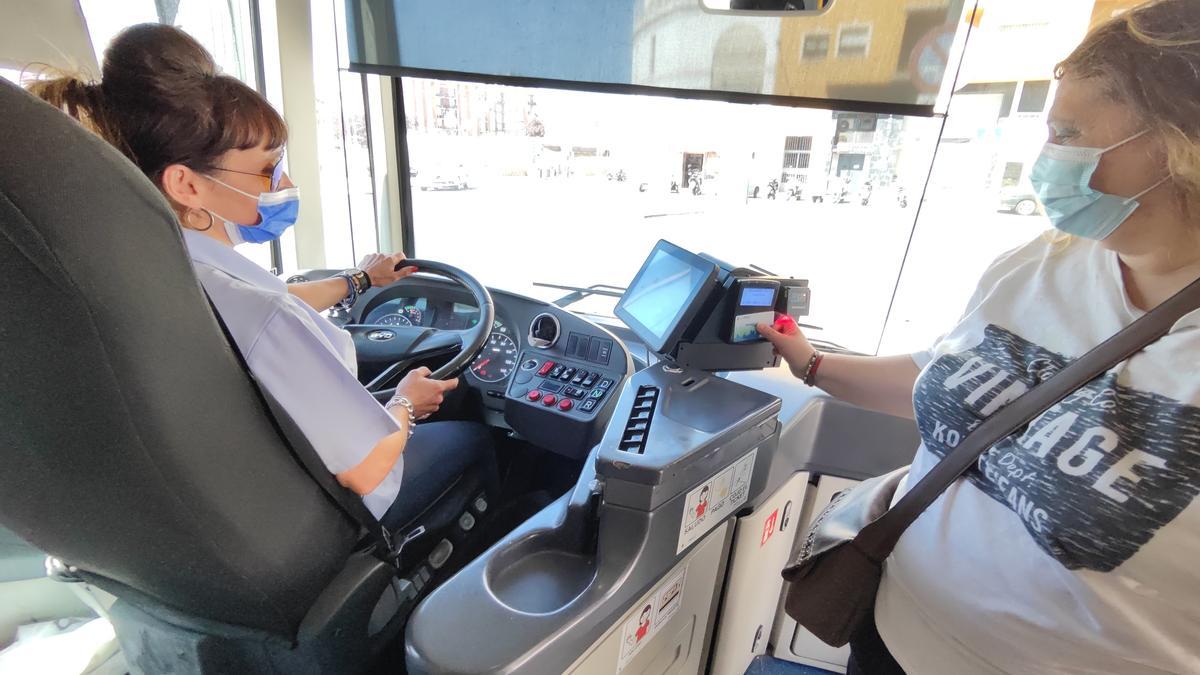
{"left": 1030, "top": 129, "right": 1168, "bottom": 240}
{"left": 205, "top": 174, "right": 300, "bottom": 244}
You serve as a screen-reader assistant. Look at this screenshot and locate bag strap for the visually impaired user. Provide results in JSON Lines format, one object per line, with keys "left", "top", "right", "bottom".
{"left": 856, "top": 274, "right": 1200, "bottom": 561}
{"left": 203, "top": 295, "right": 400, "bottom": 566}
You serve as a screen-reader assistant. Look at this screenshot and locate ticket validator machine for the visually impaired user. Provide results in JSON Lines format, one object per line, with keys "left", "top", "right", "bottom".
{"left": 405, "top": 241, "right": 811, "bottom": 674}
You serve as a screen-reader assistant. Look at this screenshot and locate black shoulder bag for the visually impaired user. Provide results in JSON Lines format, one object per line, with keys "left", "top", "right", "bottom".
{"left": 782, "top": 275, "right": 1200, "bottom": 647}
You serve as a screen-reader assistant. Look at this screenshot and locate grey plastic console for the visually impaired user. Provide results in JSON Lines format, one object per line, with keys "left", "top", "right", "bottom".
{"left": 406, "top": 364, "right": 781, "bottom": 674}
{"left": 405, "top": 364, "right": 918, "bottom": 674}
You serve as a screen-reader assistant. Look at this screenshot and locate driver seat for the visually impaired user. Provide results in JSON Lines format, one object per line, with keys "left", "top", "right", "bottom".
{"left": 0, "top": 80, "right": 493, "bottom": 672}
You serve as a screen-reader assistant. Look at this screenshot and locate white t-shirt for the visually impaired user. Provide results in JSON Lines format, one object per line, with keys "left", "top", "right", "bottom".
{"left": 183, "top": 230, "right": 403, "bottom": 518}
{"left": 876, "top": 235, "right": 1200, "bottom": 674}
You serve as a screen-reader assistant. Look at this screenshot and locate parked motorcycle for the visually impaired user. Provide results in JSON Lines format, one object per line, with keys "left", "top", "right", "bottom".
{"left": 767, "top": 179, "right": 779, "bottom": 200}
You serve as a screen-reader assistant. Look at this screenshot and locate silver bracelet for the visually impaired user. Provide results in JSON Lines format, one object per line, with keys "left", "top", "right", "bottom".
{"left": 333, "top": 271, "right": 358, "bottom": 311}
{"left": 386, "top": 395, "right": 417, "bottom": 439}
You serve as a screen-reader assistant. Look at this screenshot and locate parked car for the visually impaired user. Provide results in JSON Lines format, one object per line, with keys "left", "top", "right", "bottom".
{"left": 998, "top": 186, "right": 1041, "bottom": 216}
{"left": 417, "top": 164, "right": 470, "bottom": 190}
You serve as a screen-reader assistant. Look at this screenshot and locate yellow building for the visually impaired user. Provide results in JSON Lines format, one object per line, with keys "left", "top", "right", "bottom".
{"left": 773, "top": 1, "right": 961, "bottom": 105}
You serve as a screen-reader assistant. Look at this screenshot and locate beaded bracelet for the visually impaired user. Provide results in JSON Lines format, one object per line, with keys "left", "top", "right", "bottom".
{"left": 333, "top": 271, "right": 358, "bottom": 311}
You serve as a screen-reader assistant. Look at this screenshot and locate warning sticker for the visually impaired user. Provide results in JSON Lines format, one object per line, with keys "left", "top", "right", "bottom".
{"left": 761, "top": 508, "right": 779, "bottom": 547}
{"left": 617, "top": 566, "right": 689, "bottom": 673}
{"left": 676, "top": 448, "right": 757, "bottom": 554}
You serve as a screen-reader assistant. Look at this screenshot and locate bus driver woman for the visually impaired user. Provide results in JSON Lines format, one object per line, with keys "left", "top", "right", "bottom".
{"left": 29, "top": 24, "right": 496, "bottom": 533}
{"left": 761, "top": 1, "right": 1200, "bottom": 673}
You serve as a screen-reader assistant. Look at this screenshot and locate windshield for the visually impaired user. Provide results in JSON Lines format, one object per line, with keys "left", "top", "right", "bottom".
{"left": 405, "top": 79, "right": 945, "bottom": 354}
{"left": 398, "top": 2, "right": 1123, "bottom": 356}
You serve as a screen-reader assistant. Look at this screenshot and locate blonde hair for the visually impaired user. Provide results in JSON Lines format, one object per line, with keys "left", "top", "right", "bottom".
{"left": 1055, "top": 0, "right": 1200, "bottom": 216}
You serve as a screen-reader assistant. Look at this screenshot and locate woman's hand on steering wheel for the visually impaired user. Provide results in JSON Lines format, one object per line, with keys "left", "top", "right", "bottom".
{"left": 358, "top": 252, "right": 418, "bottom": 288}
{"left": 395, "top": 366, "right": 459, "bottom": 419}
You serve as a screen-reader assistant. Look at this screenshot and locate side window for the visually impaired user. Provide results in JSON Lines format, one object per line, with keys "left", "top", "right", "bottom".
{"left": 877, "top": 1, "right": 1131, "bottom": 355}
{"left": 75, "top": 0, "right": 276, "bottom": 271}
{"left": 79, "top": 1, "right": 257, "bottom": 88}
{"left": 308, "top": 0, "right": 383, "bottom": 269}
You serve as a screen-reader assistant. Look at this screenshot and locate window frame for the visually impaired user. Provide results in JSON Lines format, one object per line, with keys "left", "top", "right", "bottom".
{"left": 247, "top": 0, "right": 283, "bottom": 273}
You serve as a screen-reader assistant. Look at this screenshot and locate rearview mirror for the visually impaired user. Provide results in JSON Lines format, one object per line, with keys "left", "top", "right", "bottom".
{"left": 702, "top": 0, "right": 834, "bottom": 11}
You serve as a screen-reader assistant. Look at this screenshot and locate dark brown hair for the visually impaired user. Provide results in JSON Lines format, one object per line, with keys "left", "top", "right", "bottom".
{"left": 1056, "top": 0, "right": 1200, "bottom": 214}
{"left": 27, "top": 23, "right": 286, "bottom": 194}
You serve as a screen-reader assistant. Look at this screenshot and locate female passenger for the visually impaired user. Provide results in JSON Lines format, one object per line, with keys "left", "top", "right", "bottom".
{"left": 29, "top": 24, "right": 496, "bottom": 531}
{"left": 759, "top": 1, "right": 1200, "bottom": 673}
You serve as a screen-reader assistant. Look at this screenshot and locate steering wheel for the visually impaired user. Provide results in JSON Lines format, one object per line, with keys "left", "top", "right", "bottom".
{"left": 342, "top": 260, "right": 494, "bottom": 402}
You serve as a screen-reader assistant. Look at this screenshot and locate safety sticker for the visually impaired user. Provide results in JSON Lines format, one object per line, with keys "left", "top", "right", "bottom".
{"left": 761, "top": 508, "right": 779, "bottom": 547}
{"left": 617, "top": 566, "right": 688, "bottom": 673}
{"left": 676, "top": 448, "right": 757, "bottom": 554}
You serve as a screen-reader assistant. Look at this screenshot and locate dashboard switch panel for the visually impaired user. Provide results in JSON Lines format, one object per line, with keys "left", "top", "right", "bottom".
{"left": 504, "top": 339, "right": 627, "bottom": 461}
{"left": 508, "top": 350, "right": 622, "bottom": 421}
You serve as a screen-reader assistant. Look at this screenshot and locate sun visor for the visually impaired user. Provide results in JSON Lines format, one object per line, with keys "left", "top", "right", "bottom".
{"left": 345, "top": 0, "right": 971, "bottom": 114}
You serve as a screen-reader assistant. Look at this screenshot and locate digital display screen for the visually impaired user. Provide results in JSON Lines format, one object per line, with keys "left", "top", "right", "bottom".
{"left": 739, "top": 286, "right": 776, "bottom": 307}
{"left": 620, "top": 248, "right": 711, "bottom": 343}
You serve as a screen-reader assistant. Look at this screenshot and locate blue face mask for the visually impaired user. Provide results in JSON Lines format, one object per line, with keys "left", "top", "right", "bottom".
{"left": 205, "top": 172, "right": 300, "bottom": 245}
{"left": 1029, "top": 130, "right": 1167, "bottom": 240}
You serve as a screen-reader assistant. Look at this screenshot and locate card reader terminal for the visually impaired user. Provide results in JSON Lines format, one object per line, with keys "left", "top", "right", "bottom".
{"left": 726, "top": 279, "right": 780, "bottom": 344}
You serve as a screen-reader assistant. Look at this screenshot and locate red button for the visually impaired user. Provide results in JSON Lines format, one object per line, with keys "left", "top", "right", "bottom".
{"left": 558, "top": 399, "right": 574, "bottom": 411}
{"left": 537, "top": 361, "right": 556, "bottom": 377}
{"left": 527, "top": 390, "right": 542, "bottom": 402}
{"left": 542, "top": 394, "right": 557, "bottom": 406}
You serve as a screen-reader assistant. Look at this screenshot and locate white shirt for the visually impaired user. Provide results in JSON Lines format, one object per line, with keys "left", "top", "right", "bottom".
{"left": 877, "top": 235, "right": 1200, "bottom": 674}
{"left": 184, "top": 231, "right": 403, "bottom": 518}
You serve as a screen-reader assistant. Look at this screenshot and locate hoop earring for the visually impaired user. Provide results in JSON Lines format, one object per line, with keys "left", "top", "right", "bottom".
{"left": 184, "top": 208, "right": 215, "bottom": 232}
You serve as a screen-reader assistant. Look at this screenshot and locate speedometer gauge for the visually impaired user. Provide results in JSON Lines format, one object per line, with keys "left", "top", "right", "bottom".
{"left": 470, "top": 327, "right": 518, "bottom": 382}
{"left": 376, "top": 313, "right": 413, "bottom": 327}
{"left": 402, "top": 305, "right": 423, "bottom": 325}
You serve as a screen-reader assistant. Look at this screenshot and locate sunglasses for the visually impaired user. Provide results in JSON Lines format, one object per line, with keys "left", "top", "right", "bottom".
{"left": 212, "top": 154, "right": 287, "bottom": 192}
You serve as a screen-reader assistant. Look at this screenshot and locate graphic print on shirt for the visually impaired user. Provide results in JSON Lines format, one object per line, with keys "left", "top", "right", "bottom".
{"left": 914, "top": 324, "right": 1200, "bottom": 571}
